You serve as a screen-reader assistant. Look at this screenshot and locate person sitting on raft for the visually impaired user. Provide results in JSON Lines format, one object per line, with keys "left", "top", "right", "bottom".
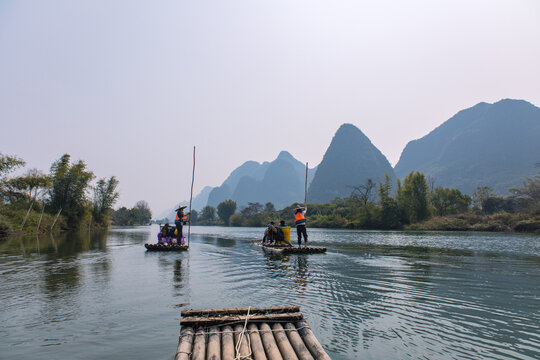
{"left": 295, "top": 205, "right": 308, "bottom": 248}
{"left": 158, "top": 223, "right": 172, "bottom": 245}
{"left": 263, "top": 222, "right": 277, "bottom": 245}
{"left": 175, "top": 205, "right": 190, "bottom": 245}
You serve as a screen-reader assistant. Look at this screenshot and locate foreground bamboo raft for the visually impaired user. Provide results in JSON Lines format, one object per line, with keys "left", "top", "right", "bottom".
{"left": 176, "top": 306, "right": 331, "bottom": 360}
{"left": 145, "top": 243, "right": 188, "bottom": 251}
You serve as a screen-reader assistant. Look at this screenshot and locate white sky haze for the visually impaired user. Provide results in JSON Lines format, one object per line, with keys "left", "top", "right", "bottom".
{"left": 1, "top": 0, "right": 539, "bottom": 214}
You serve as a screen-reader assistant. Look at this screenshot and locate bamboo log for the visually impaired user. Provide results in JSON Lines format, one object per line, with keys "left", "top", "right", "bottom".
{"left": 21, "top": 201, "right": 34, "bottom": 229}
{"left": 50, "top": 208, "right": 62, "bottom": 231}
{"left": 259, "top": 323, "right": 283, "bottom": 360}
{"left": 284, "top": 323, "right": 314, "bottom": 360}
{"left": 304, "top": 162, "right": 308, "bottom": 206}
{"left": 36, "top": 203, "right": 45, "bottom": 232}
{"left": 175, "top": 326, "right": 194, "bottom": 360}
{"left": 272, "top": 323, "right": 299, "bottom": 360}
{"left": 222, "top": 325, "right": 235, "bottom": 360}
{"left": 295, "top": 321, "right": 331, "bottom": 360}
{"left": 192, "top": 327, "right": 206, "bottom": 360}
{"left": 207, "top": 325, "right": 221, "bottom": 360}
{"left": 182, "top": 306, "right": 300, "bottom": 317}
{"left": 233, "top": 324, "right": 251, "bottom": 359}
{"left": 247, "top": 324, "right": 267, "bottom": 360}
{"left": 181, "top": 312, "right": 303, "bottom": 326}
{"left": 188, "top": 146, "right": 195, "bottom": 247}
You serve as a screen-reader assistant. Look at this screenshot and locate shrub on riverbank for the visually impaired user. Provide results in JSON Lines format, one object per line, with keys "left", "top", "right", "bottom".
{"left": 406, "top": 213, "right": 540, "bottom": 233}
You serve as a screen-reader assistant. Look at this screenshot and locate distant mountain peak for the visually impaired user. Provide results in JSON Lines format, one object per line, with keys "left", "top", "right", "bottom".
{"left": 276, "top": 150, "right": 295, "bottom": 161}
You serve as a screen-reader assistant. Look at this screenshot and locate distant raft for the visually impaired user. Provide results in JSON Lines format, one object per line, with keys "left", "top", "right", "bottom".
{"left": 255, "top": 241, "right": 327, "bottom": 255}
{"left": 176, "top": 306, "right": 331, "bottom": 360}
{"left": 145, "top": 243, "right": 188, "bottom": 252}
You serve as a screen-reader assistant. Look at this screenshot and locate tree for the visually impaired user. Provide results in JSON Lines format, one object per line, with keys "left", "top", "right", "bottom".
{"left": 199, "top": 205, "right": 217, "bottom": 223}
{"left": 217, "top": 199, "right": 237, "bottom": 225}
{"left": 430, "top": 187, "right": 471, "bottom": 216}
{"left": 264, "top": 202, "right": 276, "bottom": 213}
{"left": 48, "top": 154, "right": 94, "bottom": 229}
{"left": 398, "top": 171, "right": 429, "bottom": 223}
{"left": 0, "top": 153, "right": 26, "bottom": 202}
{"left": 350, "top": 179, "right": 375, "bottom": 205}
{"left": 472, "top": 186, "right": 504, "bottom": 214}
{"left": 241, "top": 202, "right": 263, "bottom": 216}
{"left": 190, "top": 209, "right": 199, "bottom": 224}
{"left": 378, "top": 174, "right": 400, "bottom": 228}
{"left": 135, "top": 200, "right": 152, "bottom": 224}
{"left": 509, "top": 171, "right": 540, "bottom": 206}
{"left": 92, "top": 176, "right": 120, "bottom": 224}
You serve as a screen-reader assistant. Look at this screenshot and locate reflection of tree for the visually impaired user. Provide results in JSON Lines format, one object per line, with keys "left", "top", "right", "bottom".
{"left": 43, "top": 259, "right": 81, "bottom": 298}
{"left": 294, "top": 255, "right": 310, "bottom": 290}
{"left": 174, "top": 260, "right": 184, "bottom": 285}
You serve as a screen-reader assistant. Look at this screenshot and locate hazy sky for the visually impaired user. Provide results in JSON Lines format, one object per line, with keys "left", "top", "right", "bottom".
{"left": 1, "top": 0, "right": 539, "bottom": 214}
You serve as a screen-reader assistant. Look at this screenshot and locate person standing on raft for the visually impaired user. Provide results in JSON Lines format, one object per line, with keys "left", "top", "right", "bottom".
{"left": 175, "top": 205, "right": 190, "bottom": 243}
{"left": 294, "top": 205, "right": 308, "bottom": 248}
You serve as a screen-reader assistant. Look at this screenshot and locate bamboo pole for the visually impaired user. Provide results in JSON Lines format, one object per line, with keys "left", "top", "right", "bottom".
{"left": 247, "top": 324, "right": 267, "bottom": 360}
{"left": 188, "top": 146, "right": 195, "bottom": 247}
{"left": 272, "top": 323, "right": 299, "bottom": 360}
{"left": 180, "top": 312, "right": 303, "bottom": 326}
{"left": 181, "top": 306, "right": 300, "bottom": 317}
{"left": 192, "top": 327, "right": 206, "bottom": 360}
{"left": 259, "top": 323, "right": 283, "bottom": 360}
{"left": 222, "top": 325, "right": 235, "bottom": 360}
{"left": 284, "top": 323, "right": 314, "bottom": 360}
{"left": 50, "top": 208, "right": 62, "bottom": 232}
{"left": 175, "top": 326, "right": 194, "bottom": 360}
{"left": 36, "top": 202, "right": 45, "bottom": 233}
{"left": 304, "top": 162, "right": 308, "bottom": 207}
{"left": 295, "top": 321, "right": 331, "bottom": 360}
{"left": 20, "top": 201, "right": 34, "bottom": 229}
{"left": 207, "top": 325, "right": 221, "bottom": 360}
{"left": 233, "top": 323, "right": 251, "bottom": 359}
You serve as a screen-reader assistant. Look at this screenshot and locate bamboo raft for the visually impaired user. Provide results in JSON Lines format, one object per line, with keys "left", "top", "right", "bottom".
{"left": 176, "top": 306, "right": 331, "bottom": 360}
{"left": 255, "top": 241, "right": 326, "bottom": 255}
{"left": 145, "top": 243, "right": 189, "bottom": 252}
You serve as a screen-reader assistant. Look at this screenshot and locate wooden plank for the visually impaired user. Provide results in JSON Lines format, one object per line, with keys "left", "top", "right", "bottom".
{"left": 175, "top": 326, "right": 194, "bottom": 360}
{"left": 181, "top": 306, "right": 300, "bottom": 317}
{"left": 248, "top": 323, "right": 267, "bottom": 360}
{"left": 296, "top": 321, "right": 331, "bottom": 360}
{"left": 207, "top": 325, "right": 221, "bottom": 360}
{"left": 222, "top": 325, "right": 235, "bottom": 360}
{"left": 272, "top": 323, "right": 299, "bottom": 360}
{"left": 180, "top": 312, "right": 303, "bottom": 325}
{"left": 284, "top": 323, "right": 314, "bottom": 360}
{"left": 260, "top": 323, "right": 283, "bottom": 360}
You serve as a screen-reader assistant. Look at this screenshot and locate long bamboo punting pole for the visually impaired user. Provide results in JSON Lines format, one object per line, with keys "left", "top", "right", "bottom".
{"left": 248, "top": 324, "right": 268, "bottom": 360}
{"left": 175, "top": 327, "right": 194, "bottom": 360}
{"left": 296, "top": 321, "right": 331, "bottom": 360}
{"left": 192, "top": 327, "right": 206, "bottom": 360}
{"left": 304, "top": 162, "right": 308, "bottom": 207}
{"left": 272, "top": 323, "right": 299, "bottom": 360}
{"left": 188, "top": 146, "right": 196, "bottom": 247}
{"left": 221, "top": 325, "right": 235, "bottom": 360}
{"left": 284, "top": 323, "right": 314, "bottom": 360}
{"left": 207, "top": 325, "right": 221, "bottom": 360}
{"left": 233, "top": 324, "right": 251, "bottom": 359}
{"left": 259, "top": 323, "right": 283, "bottom": 360}
{"left": 181, "top": 306, "right": 300, "bottom": 317}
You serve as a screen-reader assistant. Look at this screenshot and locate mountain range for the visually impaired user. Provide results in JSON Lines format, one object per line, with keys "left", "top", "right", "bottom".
{"left": 158, "top": 98, "right": 539, "bottom": 216}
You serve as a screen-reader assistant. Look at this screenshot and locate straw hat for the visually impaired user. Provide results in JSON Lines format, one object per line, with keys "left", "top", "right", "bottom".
{"left": 175, "top": 205, "right": 187, "bottom": 211}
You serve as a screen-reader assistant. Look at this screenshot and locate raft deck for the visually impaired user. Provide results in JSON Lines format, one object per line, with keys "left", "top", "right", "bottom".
{"left": 145, "top": 243, "right": 188, "bottom": 251}
{"left": 255, "top": 241, "right": 327, "bottom": 255}
{"left": 176, "top": 306, "right": 330, "bottom": 360}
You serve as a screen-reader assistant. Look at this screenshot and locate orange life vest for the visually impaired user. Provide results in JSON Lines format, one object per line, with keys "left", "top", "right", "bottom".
{"left": 175, "top": 211, "right": 187, "bottom": 222}
{"left": 295, "top": 211, "right": 306, "bottom": 226}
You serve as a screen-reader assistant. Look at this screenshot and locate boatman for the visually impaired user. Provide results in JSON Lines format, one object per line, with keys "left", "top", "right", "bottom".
{"left": 175, "top": 205, "right": 190, "bottom": 243}
{"left": 294, "top": 205, "right": 308, "bottom": 248}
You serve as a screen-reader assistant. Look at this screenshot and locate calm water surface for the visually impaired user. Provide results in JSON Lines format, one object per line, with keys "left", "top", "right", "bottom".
{"left": 0, "top": 226, "right": 539, "bottom": 359}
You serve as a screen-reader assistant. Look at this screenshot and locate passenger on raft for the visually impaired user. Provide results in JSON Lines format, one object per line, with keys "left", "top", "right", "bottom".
{"left": 157, "top": 223, "right": 172, "bottom": 245}
{"left": 263, "top": 221, "right": 277, "bottom": 245}
{"left": 175, "top": 205, "right": 190, "bottom": 245}
{"left": 294, "top": 205, "right": 308, "bottom": 248}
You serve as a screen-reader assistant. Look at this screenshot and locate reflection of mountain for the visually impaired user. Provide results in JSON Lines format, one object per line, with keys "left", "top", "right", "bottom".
{"left": 308, "top": 124, "right": 395, "bottom": 203}
{"left": 206, "top": 151, "right": 317, "bottom": 210}
{"left": 394, "top": 99, "right": 540, "bottom": 194}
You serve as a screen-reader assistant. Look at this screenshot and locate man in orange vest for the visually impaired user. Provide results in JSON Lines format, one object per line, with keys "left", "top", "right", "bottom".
{"left": 175, "top": 205, "right": 190, "bottom": 243}
{"left": 294, "top": 205, "right": 308, "bottom": 248}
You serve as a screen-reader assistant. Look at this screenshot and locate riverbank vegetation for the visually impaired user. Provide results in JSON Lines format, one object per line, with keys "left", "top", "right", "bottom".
{"left": 196, "top": 171, "right": 540, "bottom": 233}
{"left": 0, "top": 153, "right": 121, "bottom": 236}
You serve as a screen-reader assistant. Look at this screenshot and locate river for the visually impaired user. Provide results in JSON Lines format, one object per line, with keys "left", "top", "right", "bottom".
{"left": 0, "top": 226, "right": 538, "bottom": 359}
